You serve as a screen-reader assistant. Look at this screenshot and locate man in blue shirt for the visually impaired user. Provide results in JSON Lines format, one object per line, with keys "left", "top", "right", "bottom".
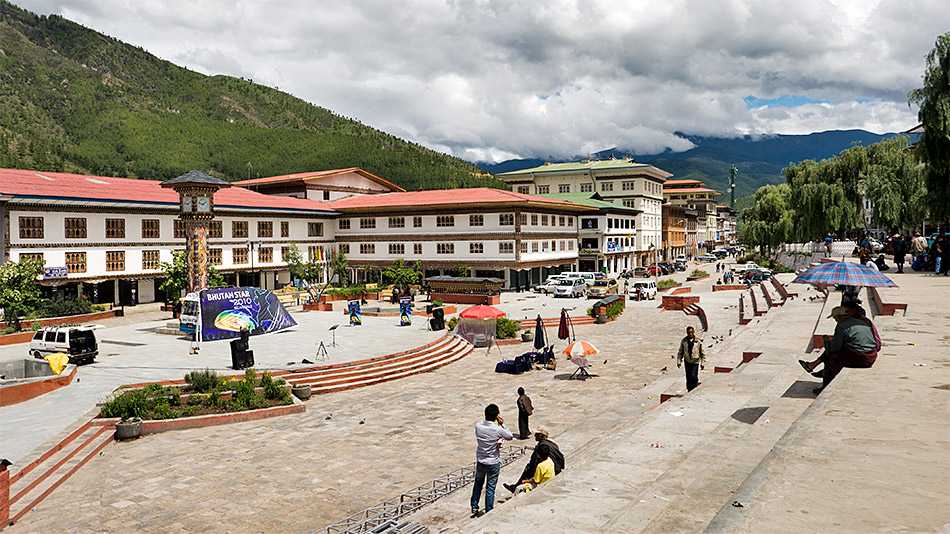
{"left": 471, "top": 403, "right": 514, "bottom": 517}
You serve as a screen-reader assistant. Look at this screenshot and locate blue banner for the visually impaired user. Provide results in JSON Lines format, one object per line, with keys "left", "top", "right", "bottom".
{"left": 348, "top": 300, "right": 362, "bottom": 326}
{"left": 399, "top": 297, "right": 413, "bottom": 326}
{"left": 199, "top": 287, "right": 297, "bottom": 342}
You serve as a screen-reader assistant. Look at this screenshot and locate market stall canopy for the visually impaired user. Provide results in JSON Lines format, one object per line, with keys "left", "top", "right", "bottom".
{"left": 459, "top": 305, "right": 507, "bottom": 320}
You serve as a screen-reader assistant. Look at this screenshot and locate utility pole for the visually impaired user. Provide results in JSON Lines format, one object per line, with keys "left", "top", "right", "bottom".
{"left": 729, "top": 165, "right": 738, "bottom": 209}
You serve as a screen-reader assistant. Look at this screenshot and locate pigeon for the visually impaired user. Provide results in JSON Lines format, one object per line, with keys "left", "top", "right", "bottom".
{"left": 660, "top": 366, "right": 668, "bottom": 373}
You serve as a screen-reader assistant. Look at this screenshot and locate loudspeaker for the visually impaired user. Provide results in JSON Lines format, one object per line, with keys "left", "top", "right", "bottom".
{"left": 230, "top": 339, "right": 255, "bottom": 370}
{"left": 430, "top": 307, "right": 445, "bottom": 330}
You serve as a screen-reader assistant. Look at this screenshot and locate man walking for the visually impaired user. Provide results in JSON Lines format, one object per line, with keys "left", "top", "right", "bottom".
{"left": 471, "top": 404, "right": 514, "bottom": 517}
{"left": 516, "top": 387, "right": 533, "bottom": 440}
{"left": 677, "top": 326, "right": 705, "bottom": 391}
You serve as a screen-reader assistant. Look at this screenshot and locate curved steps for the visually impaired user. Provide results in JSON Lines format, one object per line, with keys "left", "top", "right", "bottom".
{"left": 284, "top": 335, "right": 473, "bottom": 395}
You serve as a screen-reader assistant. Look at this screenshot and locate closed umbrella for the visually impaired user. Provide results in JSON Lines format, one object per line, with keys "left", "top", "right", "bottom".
{"left": 533, "top": 315, "right": 546, "bottom": 350}
{"left": 557, "top": 309, "right": 570, "bottom": 340}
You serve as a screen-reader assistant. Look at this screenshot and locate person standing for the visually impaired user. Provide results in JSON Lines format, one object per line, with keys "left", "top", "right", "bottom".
{"left": 516, "top": 387, "right": 533, "bottom": 440}
{"left": 676, "top": 326, "right": 705, "bottom": 391}
{"left": 471, "top": 404, "right": 514, "bottom": 518}
{"left": 892, "top": 233, "right": 907, "bottom": 273}
{"left": 911, "top": 232, "right": 927, "bottom": 261}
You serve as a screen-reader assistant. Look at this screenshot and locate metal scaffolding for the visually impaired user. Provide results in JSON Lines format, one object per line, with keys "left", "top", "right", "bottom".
{"left": 326, "top": 445, "right": 528, "bottom": 534}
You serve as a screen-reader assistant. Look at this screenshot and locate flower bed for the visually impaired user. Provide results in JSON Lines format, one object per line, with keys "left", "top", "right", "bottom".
{"left": 686, "top": 269, "right": 710, "bottom": 281}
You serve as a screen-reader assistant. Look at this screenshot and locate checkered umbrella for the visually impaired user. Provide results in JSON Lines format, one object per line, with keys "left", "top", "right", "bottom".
{"left": 792, "top": 261, "right": 897, "bottom": 287}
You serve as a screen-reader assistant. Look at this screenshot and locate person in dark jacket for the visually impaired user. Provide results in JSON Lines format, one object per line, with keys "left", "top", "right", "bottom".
{"left": 676, "top": 326, "right": 705, "bottom": 391}
{"left": 892, "top": 233, "right": 907, "bottom": 273}
{"left": 516, "top": 387, "right": 533, "bottom": 439}
{"left": 503, "top": 428, "right": 565, "bottom": 493}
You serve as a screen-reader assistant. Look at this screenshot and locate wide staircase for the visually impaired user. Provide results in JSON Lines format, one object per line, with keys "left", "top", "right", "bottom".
{"left": 3, "top": 420, "right": 116, "bottom": 528}
{"left": 413, "top": 283, "right": 836, "bottom": 533}
{"left": 282, "top": 334, "right": 473, "bottom": 395}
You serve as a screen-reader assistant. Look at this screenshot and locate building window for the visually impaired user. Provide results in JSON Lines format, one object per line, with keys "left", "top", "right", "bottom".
{"left": 280, "top": 221, "right": 290, "bottom": 238}
{"left": 64, "top": 218, "right": 87, "bottom": 239}
{"left": 413, "top": 243, "right": 423, "bottom": 254}
{"left": 581, "top": 218, "right": 598, "bottom": 229}
{"left": 623, "top": 199, "right": 636, "bottom": 208}
{"left": 388, "top": 216, "right": 405, "bottom": 228}
{"left": 232, "top": 221, "right": 248, "bottom": 238}
{"left": 282, "top": 246, "right": 293, "bottom": 262}
{"left": 499, "top": 213, "right": 514, "bottom": 226}
{"left": 551, "top": 240, "right": 557, "bottom": 251}
{"left": 436, "top": 215, "right": 455, "bottom": 227}
{"left": 65, "top": 252, "right": 86, "bottom": 273}
{"left": 360, "top": 218, "right": 376, "bottom": 229}
{"left": 436, "top": 243, "right": 454, "bottom": 254}
{"left": 568, "top": 217, "right": 574, "bottom": 227}
{"left": 142, "top": 250, "right": 160, "bottom": 270}
{"left": 209, "top": 220, "right": 223, "bottom": 238}
{"left": 537, "top": 185, "right": 550, "bottom": 194}
{"left": 413, "top": 216, "right": 423, "bottom": 228}
{"left": 608, "top": 219, "right": 614, "bottom": 229}
{"left": 531, "top": 242, "right": 539, "bottom": 252}
{"left": 531, "top": 214, "right": 538, "bottom": 225}
{"left": 601, "top": 182, "right": 613, "bottom": 192}
{"left": 580, "top": 183, "right": 592, "bottom": 193}
{"left": 174, "top": 219, "right": 188, "bottom": 239}
{"left": 541, "top": 215, "right": 548, "bottom": 226}
{"left": 519, "top": 242, "right": 528, "bottom": 253}
{"left": 622, "top": 181, "right": 635, "bottom": 191}
{"left": 232, "top": 247, "right": 248, "bottom": 264}
{"left": 308, "top": 222, "right": 324, "bottom": 237}
{"left": 568, "top": 241, "right": 574, "bottom": 250}
{"left": 141, "top": 219, "right": 160, "bottom": 239}
{"left": 469, "top": 214, "right": 484, "bottom": 227}
{"left": 517, "top": 186, "right": 530, "bottom": 194}
{"left": 470, "top": 242, "right": 484, "bottom": 254}
{"left": 19, "top": 252, "right": 44, "bottom": 265}
{"left": 389, "top": 243, "right": 405, "bottom": 255}
{"left": 105, "top": 251, "right": 125, "bottom": 272}
{"left": 542, "top": 241, "right": 549, "bottom": 252}
{"left": 106, "top": 218, "right": 125, "bottom": 239}
{"left": 258, "top": 221, "right": 273, "bottom": 238}
{"left": 18, "top": 217, "right": 44, "bottom": 239}
{"left": 360, "top": 243, "right": 375, "bottom": 255}
{"left": 559, "top": 216, "right": 565, "bottom": 226}
{"left": 339, "top": 243, "right": 350, "bottom": 254}
{"left": 258, "top": 247, "right": 273, "bottom": 264}
{"left": 309, "top": 246, "right": 324, "bottom": 262}
{"left": 209, "top": 248, "right": 222, "bottom": 265}
{"left": 518, "top": 213, "right": 527, "bottom": 225}
{"left": 338, "top": 219, "right": 351, "bottom": 230}
{"left": 558, "top": 183, "right": 571, "bottom": 193}
{"left": 323, "top": 190, "right": 331, "bottom": 201}
{"left": 499, "top": 242, "right": 514, "bottom": 254}
{"left": 559, "top": 241, "right": 566, "bottom": 251}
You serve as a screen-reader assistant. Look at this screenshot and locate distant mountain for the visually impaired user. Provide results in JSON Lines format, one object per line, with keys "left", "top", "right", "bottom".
{"left": 478, "top": 130, "right": 913, "bottom": 197}
{"left": 0, "top": 1, "right": 497, "bottom": 190}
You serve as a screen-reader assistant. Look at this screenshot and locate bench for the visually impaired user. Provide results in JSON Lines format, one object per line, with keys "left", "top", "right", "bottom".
{"left": 867, "top": 286, "right": 908, "bottom": 317}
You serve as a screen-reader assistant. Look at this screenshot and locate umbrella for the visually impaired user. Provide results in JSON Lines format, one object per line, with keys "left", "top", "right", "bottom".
{"left": 792, "top": 261, "right": 896, "bottom": 287}
{"left": 533, "top": 315, "right": 546, "bottom": 350}
{"left": 562, "top": 340, "right": 600, "bottom": 358}
{"left": 459, "top": 305, "right": 506, "bottom": 320}
{"left": 557, "top": 309, "right": 570, "bottom": 340}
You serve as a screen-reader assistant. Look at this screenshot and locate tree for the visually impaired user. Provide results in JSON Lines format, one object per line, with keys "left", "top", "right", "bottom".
{"left": 0, "top": 258, "right": 44, "bottom": 331}
{"left": 451, "top": 263, "right": 471, "bottom": 277}
{"left": 158, "top": 251, "right": 225, "bottom": 302}
{"left": 285, "top": 245, "right": 326, "bottom": 302}
{"left": 740, "top": 184, "right": 795, "bottom": 256}
{"left": 331, "top": 250, "right": 350, "bottom": 286}
{"left": 860, "top": 137, "right": 927, "bottom": 231}
{"left": 909, "top": 32, "right": 950, "bottom": 221}
{"left": 382, "top": 260, "right": 421, "bottom": 292}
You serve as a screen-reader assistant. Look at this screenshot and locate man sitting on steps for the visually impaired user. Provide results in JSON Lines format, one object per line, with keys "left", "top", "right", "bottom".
{"left": 503, "top": 428, "right": 564, "bottom": 493}
{"left": 799, "top": 302, "right": 881, "bottom": 395}
{"left": 508, "top": 447, "right": 555, "bottom": 495}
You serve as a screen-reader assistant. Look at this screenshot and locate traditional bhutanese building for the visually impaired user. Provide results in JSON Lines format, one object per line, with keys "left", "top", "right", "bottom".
{"left": 663, "top": 179, "right": 722, "bottom": 250}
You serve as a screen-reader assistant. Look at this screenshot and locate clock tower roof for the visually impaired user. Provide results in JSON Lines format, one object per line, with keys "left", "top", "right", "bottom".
{"left": 160, "top": 170, "right": 231, "bottom": 189}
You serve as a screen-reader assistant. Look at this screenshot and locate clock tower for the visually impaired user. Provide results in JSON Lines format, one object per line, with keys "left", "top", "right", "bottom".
{"left": 161, "top": 170, "right": 231, "bottom": 293}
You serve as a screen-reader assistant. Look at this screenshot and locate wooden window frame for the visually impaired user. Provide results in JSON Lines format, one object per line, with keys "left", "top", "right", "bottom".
{"left": 258, "top": 221, "right": 273, "bottom": 238}
{"left": 18, "top": 217, "right": 44, "bottom": 239}
{"left": 105, "top": 218, "right": 126, "bottom": 239}
{"left": 65, "top": 252, "right": 87, "bottom": 273}
{"left": 142, "top": 250, "right": 161, "bottom": 270}
{"left": 232, "top": 221, "right": 249, "bottom": 239}
{"left": 64, "top": 217, "right": 87, "bottom": 239}
{"left": 105, "top": 251, "right": 125, "bottom": 272}
{"left": 142, "top": 219, "right": 161, "bottom": 239}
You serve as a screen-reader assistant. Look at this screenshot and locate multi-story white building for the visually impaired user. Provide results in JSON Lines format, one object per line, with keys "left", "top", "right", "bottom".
{"left": 328, "top": 188, "right": 597, "bottom": 288}
{"left": 663, "top": 179, "right": 721, "bottom": 251}
{"left": 541, "top": 193, "right": 640, "bottom": 277}
{"left": 496, "top": 159, "right": 670, "bottom": 267}
{"left": 0, "top": 169, "right": 338, "bottom": 304}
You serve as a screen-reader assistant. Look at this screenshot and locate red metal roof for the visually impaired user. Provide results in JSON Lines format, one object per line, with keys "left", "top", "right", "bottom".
{"left": 326, "top": 187, "right": 594, "bottom": 211}
{"left": 664, "top": 179, "right": 704, "bottom": 186}
{"left": 663, "top": 187, "right": 721, "bottom": 194}
{"left": 0, "top": 168, "right": 336, "bottom": 212}
{"left": 234, "top": 167, "right": 405, "bottom": 192}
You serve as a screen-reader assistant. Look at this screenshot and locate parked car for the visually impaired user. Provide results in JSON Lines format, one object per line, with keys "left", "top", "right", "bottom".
{"left": 29, "top": 326, "right": 99, "bottom": 365}
{"left": 658, "top": 262, "right": 675, "bottom": 275}
{"left": 553, "top": 278, "right": 587, "bottom": 298}
{"left": 674, "top": 255, "right": 688, "bottom": 263}
{"left": 646, "top": 264, "right": 662, "bottom": 276}
{"left": 588, "top": 278, "right": 619, "bottom": 298}
{"left": 697, "top": 254, "right": 718, "bottom": 262}
{"left": 712, "top": 249, "right": 729, "bottom": 259}
{"left": 628, "top": 280, "right": 657, "bottom": 301}
{"left": 535, "top": 275, "right": 567, "bottom": 294}
{"left": 633, "top": 266, "right": 651, "bottom": 278}
{"left": 674, "top": 260, "right": 688, "bottom": 271}
{"left": 742, "top": 269, "right": 772, "bottom": 283}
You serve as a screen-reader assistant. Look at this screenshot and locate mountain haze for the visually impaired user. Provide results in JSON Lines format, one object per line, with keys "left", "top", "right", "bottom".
{"left": 0, "top": 1, "right": 496, "bottom": 189}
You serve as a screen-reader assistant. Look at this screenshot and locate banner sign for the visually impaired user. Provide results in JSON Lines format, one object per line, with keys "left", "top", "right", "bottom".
{"left": 348, "top": 300, "right": 362, "bottom": 326}
{"left": 399, "top": 297, "right": 413, "bottom": 326}
{"left": 43, "top": 266, "right": 68, "bottom": 279}
{"left": 199, "top": 287, "right": 297, "bottom": 342}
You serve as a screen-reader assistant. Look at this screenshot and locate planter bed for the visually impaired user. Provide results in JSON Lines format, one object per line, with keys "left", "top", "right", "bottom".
{"left": 712, "top": 284, "right": 748, "bottom": 292}
{"left": 686, "top": 275, "right": 710, "bottom": 282}
{"left": 139, "top": 399, "right": 305, "bottom": 435}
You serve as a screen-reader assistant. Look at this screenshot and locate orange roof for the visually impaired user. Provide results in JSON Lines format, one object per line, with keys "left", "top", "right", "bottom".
{"left": 663, "top": 187, "right": 721, "bottom": 195}
{"left": 0, "top": 168, "right": 337, "bottom": 213}
{"left": 327, "top": 187, "right": 596, "bottom": 212}
{"left": 234, "top": 167, "right": 405, "bottom": 192}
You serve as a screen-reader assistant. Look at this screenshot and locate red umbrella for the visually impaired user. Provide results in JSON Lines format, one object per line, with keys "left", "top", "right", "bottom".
{"left": 459, "top": 305, "right": 506, "bottom": 320}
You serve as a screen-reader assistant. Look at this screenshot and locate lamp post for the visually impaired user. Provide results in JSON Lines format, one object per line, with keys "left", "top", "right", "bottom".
{"left": 161, "top": 171, "right": 231, "bottom": 293}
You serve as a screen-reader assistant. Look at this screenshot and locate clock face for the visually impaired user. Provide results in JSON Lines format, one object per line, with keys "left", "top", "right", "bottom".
{"left": 181, "top": 195, "right": 193, "bottom": 213}
{"left": 197, "top": 196, "right": 211, "bottom": 213}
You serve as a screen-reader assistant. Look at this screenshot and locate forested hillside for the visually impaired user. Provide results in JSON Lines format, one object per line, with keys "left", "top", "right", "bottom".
{"left": 0, "top": 1, "right": 495, "bottom": 189}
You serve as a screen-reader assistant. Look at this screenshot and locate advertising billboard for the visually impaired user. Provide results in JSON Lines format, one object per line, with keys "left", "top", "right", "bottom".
{"left": 198, "top": 287, "right": 297, "bottom": 342}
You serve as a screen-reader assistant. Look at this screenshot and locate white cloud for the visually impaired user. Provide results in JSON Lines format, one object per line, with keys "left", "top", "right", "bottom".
{"left": 15, "top": 0, "right": 948, "bottom": 161}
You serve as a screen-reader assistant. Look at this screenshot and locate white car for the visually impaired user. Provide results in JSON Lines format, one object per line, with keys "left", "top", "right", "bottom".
{"left": 553, "top": 278, "right": 587, "bottom": 298}
{"left": 628, "top": 280, "right": 657, "bottom": 301}
{"left": 675, "top": 255, "right": 688, "bottom": 263}
{"left": 535, "top": 275, "right": 567, "bottom": 294}
{"left": 697, "top": 254, "right": 718, "bottom": 262}
{"left": 29, "top": 326, "right": 99, "bottom": 365}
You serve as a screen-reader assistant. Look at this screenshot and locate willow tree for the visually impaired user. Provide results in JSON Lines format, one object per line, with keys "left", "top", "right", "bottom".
{"left": 784, "top": 154, "right": 863, "bottom": 240}
{"left": 861, "top": 137, "right": 927, "bottom": 230}
{"left": 909, "top": 32, "right": 950, "bottom": 221}
{"left": 740, "top": 183, "right": 795, "bottom": 256}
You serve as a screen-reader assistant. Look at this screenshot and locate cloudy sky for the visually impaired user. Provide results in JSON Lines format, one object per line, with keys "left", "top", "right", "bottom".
{"left": 18, "top": 0, "right": 950, "bottom": 161}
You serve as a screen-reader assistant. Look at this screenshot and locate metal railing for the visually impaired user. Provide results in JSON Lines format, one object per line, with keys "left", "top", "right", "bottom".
{"left": 326, "top": 445, "right": 528, "bottom": 534}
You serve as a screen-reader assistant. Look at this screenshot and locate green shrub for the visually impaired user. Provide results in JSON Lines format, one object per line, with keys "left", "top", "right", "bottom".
{"left": 657, "top": 278, "right": 679, "bottom": 289}
{"left": 185, "top": 369, "right": 221, "bottom": 393}
{"left": 495, "top": 317, "right": 520, "bottom": 339}
{"left": 261, "top": 372, "right": 289, "bottom": 401}
{"left": 100, "top": 389, "right": 148, "bottom": 421}
{"left": 36, "top": 296, "right": 93, "bottom": 318}
{"left": 689, "top": 269, "right": 709, "bottom": 278}
{"left": 447, "top": 316, "right": 459, "bottom": 331}
{"left": 327, "top": 285, "right": 367, "bottom": 300}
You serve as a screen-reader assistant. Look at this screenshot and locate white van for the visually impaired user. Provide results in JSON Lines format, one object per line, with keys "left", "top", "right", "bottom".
{"left": 564, "top": 272, "right": 602, "bottom": 285}
{"left": 29, "top": 326, "right": 99, "bottom": 364}
{"left": 179, "top": 292, "right": 200, "bottom": 336}
{"left": 628, "top": 280, "right": 657, "bottom": 301}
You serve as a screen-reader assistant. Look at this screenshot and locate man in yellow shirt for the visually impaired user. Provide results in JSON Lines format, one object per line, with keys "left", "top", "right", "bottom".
{"left": 514, "top": 449, "right": 555, "bottom": 494}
